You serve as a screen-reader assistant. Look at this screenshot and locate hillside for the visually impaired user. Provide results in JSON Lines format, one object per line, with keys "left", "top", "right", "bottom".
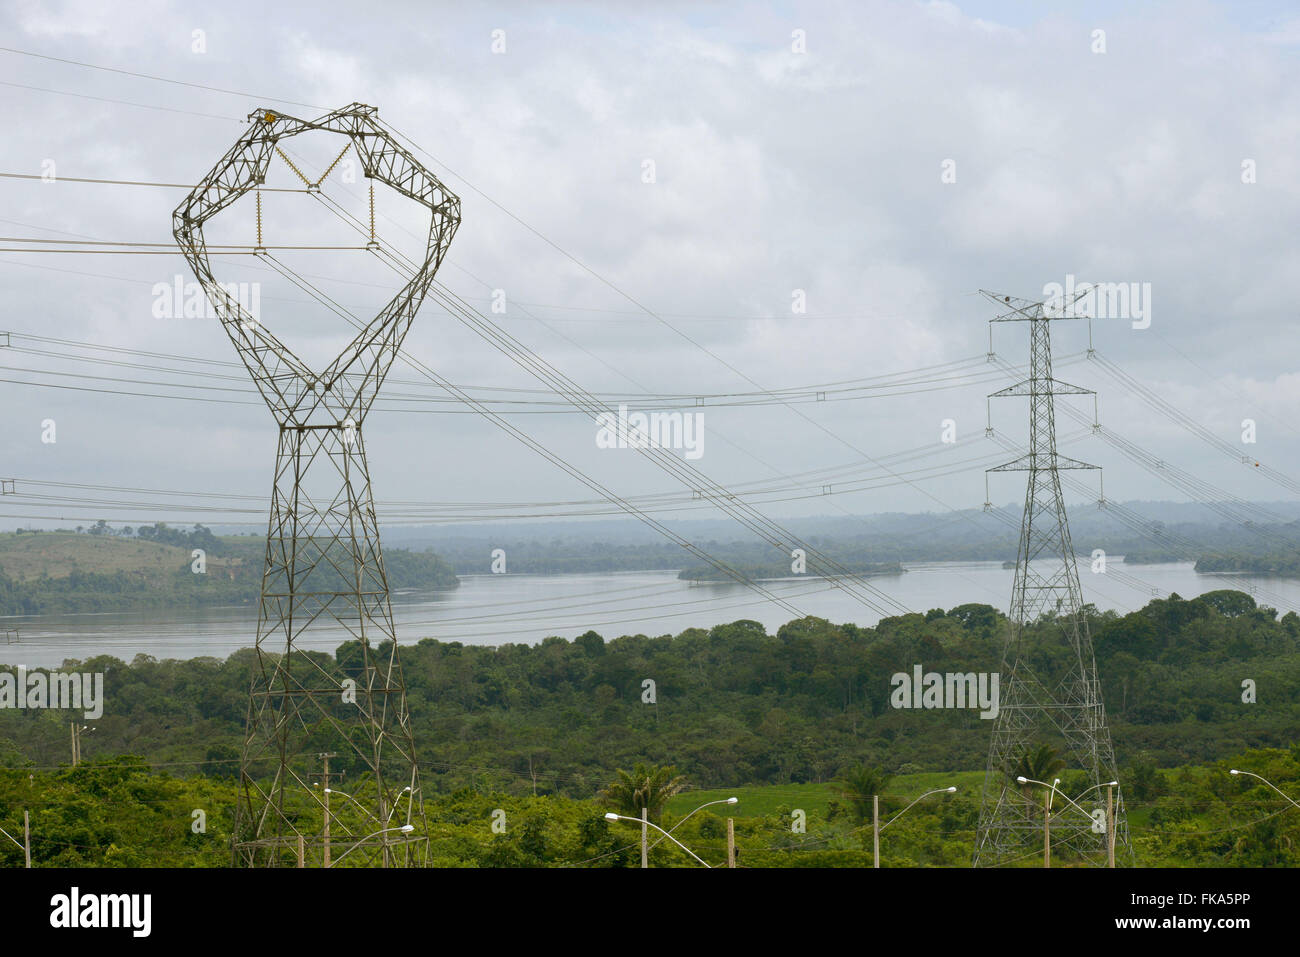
{"left": 0, "top": 528, "right": 459, "bottom": 615}
{"left": 0, "top": 532, "right": 248, "bottom": 584}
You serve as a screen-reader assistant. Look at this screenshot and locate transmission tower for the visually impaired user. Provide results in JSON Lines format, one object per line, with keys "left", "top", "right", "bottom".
{"left": 973, "top": 289, "right": 1130, "bottom": 867}
{"left": 173, "top": 103, "right": 460, "bottom": 866}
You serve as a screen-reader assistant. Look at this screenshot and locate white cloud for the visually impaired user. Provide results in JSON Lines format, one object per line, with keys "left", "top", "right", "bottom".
{"left": 0, "top": 0, "right": 1296, "bottom": 520}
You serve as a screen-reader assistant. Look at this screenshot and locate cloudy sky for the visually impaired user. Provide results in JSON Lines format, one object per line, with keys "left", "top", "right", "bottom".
{"left": 2, "top": 0, "right": 1298, "bottom": 535}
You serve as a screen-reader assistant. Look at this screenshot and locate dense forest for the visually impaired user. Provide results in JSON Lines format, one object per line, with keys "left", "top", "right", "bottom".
{"left": 0, "top": 588, "right": 1296, "bottom": 866}
{"left": 1, "top": 590, "right": 1295, "bottom": 789}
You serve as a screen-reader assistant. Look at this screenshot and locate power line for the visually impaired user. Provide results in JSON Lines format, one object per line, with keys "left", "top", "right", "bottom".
{"left": 0, "top": 172, "right": 304, "bottom": 191}
{"left": 1, "top": 92, "right": 1286, "bottom": 618}
{"left": 0, "top": 79, "right": 243, "bottom": 121}
{"left": 0, "top": 46, "right": 327, "bottom": 110}
{"left": 299, "top": 194, "right": 911, "bottom": 617}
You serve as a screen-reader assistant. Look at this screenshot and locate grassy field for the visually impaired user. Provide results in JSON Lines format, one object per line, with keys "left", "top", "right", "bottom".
{"left": 0, "top": 532, "right": 247, "bottom": 582}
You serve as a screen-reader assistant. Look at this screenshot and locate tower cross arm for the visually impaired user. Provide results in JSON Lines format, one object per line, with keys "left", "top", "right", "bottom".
{"left": 988, "top": 454, "right": 1099, "bottom": 473}
{"left": 981, "top": 288, "right": 1091, "bottom": 322}
{"left": 173, "top": 103, "right": 460, "bottom": 425}
{"left": 990, "top": 378, "right": 1095, "bottom": 397}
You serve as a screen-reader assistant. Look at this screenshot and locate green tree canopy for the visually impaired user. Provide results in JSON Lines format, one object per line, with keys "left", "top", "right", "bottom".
{"left": 832, "top": 764, "right": 893, "bottom": 824}
{"left": 600, "top": 763, "right": 686, "bottom": 821}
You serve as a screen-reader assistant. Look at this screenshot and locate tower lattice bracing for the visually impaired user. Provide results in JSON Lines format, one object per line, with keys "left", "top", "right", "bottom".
{"left": 973, "top": 290, "right": 1130, "bottom": 867}
{"left": 173, "top": 104, "right": 460, "bottom": 866}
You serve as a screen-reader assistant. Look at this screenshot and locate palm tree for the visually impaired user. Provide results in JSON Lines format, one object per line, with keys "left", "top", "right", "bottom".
{"left": 601, "top": 763, "right": 687, "bottom": 822}
{"left": 832, "top": 764, "right": 892, "bottom": 824}
{"left": 1011, "top": 744, "right": 1067, "bottom": 806}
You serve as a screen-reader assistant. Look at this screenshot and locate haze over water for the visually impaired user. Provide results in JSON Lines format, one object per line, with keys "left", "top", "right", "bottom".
{"left": 3, "top": 560, "right": 1296, "bottom": 668}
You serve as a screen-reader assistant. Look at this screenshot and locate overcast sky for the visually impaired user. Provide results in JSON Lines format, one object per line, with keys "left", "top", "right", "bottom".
{"left": 2, "top": 0, "right": 1298, "bottom": 535}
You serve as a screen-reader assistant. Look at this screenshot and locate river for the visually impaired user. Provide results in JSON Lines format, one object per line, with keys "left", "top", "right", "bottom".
{"left": 3, "top": 561, "right": 1298, "bottom": 667}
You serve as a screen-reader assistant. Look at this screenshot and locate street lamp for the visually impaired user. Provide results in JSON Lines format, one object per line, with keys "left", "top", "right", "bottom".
{"left": 604, "top": 812, "right": 713, "bottom": 868}
{"left": 1021, "top": 776, "right": 1087, "bottom": 817}
{"left": 1229, "top": 770, "right": 1300, "bottom": 810}
{"left": 71, "top": 724, "right": 94, "bottom": 767}
{"left": 322, "top": 787, "right": 374, "bottom": 822}
{"left": 1075, "top": 780, "right": 1120, "bottom": 800}
{"left": 318, "top": 790, "right": 413, "bottom": 826}
{"left": 392, "top": 785, "right": 415, "bottom": 826}
{"left": 648, "top": 796, "right": 738, "bottom": 851}
{"left": 874, "top": 786, "right": 957, "bottom": 868}
{"left": 1023, "top": 778, "right": 1119, "bottom": 821}
{"left": 328, "top": 824, "right": 415, "bottom": 868}
{"left": 645, "top": 796, "right": 739, "bottom": 866}
{"left": 1074, "top": 779, "right": 1121, "bottom": 868}
{"left": 1066, "top": 779, "right": 1122, "bottom": 868}
{"left": 1016, "top": 776, "right": 1056, "bottom": 868}
{"left": 1018, "top": 776, "right": 1120, "bottom": 867}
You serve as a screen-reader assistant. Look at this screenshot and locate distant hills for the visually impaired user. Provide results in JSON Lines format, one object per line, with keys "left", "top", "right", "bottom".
{"left": 0, "top": 529, "right": 457, "bottom": 615}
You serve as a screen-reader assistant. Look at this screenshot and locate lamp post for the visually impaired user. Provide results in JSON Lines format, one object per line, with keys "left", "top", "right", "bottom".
{"left": 1109, "top": 781, "right": 1115, "bottom": 868}
{"left": 1229, "top": 770, "right": 1300, "bottom": 865}
{"left": 70, "top": 724, "right": 94, "bottom": 767}
{"left": 1017, "top": 776, "right": 1119, "bottom": 867}
{"left": 648, "top": 797, "right": 738, "bottom": 854}
{"left": 322, "top": 787, "right": 380, "bottom": 826}
{"left": 320, "top": 785, "right": 412, "bottom": 827}
{"left": 1229, "top": 770, "right": 1300, "bottom": 810}
{"left": 1046, "top": 777, "right": 1060, "bottom": 868}
{"left": 328, "top": 824, "right": 415, "bottom": 868}
{"left": 605, "top": 812, "right": 713, "bottom": 867}
{"left": 393, "top": 785, "right": 415, "bottom": 826}
{"left": 1013, "top": 777, "right": 1057, "bottom": 867}
{"left": 0, "top": 819, "right": 27, "bottom": 868}
{"left": 1071, "top": 780, "right": 1120, "bottom": 868}
{"left": 874, "top": 786, "right": 958, "bottom": 868}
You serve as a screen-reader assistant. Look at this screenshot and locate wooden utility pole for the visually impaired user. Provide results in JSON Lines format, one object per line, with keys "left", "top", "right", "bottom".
{"left": 1043, "top": 793, "right": 1051, "bottom": 868}
{"left": 1107, "top": 784, "right": 1116, "bottom": 868}
{"left": 640, "top": 807, "right": 648, "bottom": 869}
{"left": 872, "top": 795, "right": 880, "bottom": 868}
{"left": 23, "top": 810, "right": 31, "bottom": 868}
{"left": 319, "top": 752, "right": 336, "bottom": 868}
{"left": 726, "top": 818, "right": 735, "bottom": 868}
{"left": 297, "top": 834, "right": 305, "bottom": 868}
{"left": 70, "top": 723, "right": 93, "bottom": 766}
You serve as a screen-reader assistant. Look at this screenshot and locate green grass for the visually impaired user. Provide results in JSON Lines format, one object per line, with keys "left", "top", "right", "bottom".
{"left": 0, "top": 531, "right": 249, "bottom": 582}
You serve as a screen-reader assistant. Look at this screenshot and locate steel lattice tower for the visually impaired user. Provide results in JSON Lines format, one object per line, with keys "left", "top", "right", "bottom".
{"left": 173, "top": 104, "right": 460, "bottom": 866}
{"left": 973, "top": 290, "right": 1130, "bottom": 867}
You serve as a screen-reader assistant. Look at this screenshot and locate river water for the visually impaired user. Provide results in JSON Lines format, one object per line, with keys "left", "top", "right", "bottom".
{"left": 2, "top": 561, "right": 1297, "bottom": 667}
